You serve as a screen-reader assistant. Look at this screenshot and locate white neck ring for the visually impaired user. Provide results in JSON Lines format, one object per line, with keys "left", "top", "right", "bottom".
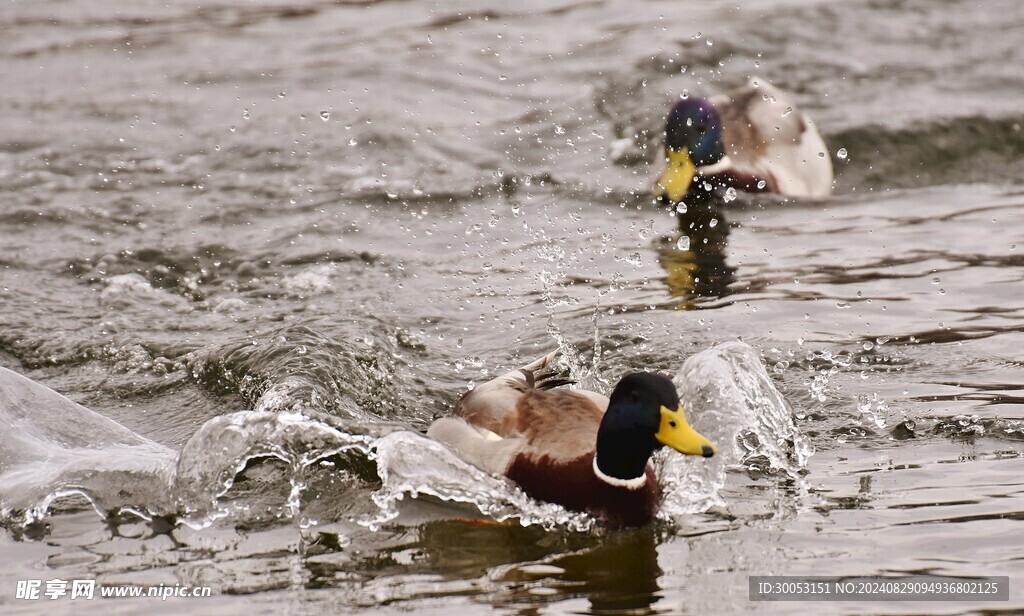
{"left": 592, "top": 457, "right": 647, "bottom": 490}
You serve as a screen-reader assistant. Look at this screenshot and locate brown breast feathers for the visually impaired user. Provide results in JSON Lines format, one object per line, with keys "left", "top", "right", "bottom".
{"left": 507, "top": 452, "right": 659, "bottom": 528}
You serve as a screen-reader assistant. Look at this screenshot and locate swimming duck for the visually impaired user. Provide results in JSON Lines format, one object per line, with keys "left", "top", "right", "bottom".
{"left": 427, "top": 352, "right": 715, "bottom": 527}
{"left": 655, "top": 78, "right": 833, "bottom": 205}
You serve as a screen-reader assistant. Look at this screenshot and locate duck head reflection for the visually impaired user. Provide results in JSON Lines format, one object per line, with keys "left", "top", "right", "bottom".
{"left": 658, "top": 186, "right": 736, "bottom": 303}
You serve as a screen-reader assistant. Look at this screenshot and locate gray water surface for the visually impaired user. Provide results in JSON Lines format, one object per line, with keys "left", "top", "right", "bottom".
{"left": 2, "top": 0, "right": 1023, "bottom": 613}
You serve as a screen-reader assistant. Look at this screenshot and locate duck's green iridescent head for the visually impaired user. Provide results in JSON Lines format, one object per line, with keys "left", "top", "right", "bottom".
{"left": 656, "top": 98, "right": 726, "bottom": 203}
{"left": 595, "top": 372, "right": 716, "bottom": 481}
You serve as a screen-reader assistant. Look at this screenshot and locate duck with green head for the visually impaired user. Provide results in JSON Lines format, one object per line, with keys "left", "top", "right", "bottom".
{"left": 427, "top": 352, "right": 715, "bottom": 528}
{"left": 655, "top": 79, "right": 834, "bottom": 206}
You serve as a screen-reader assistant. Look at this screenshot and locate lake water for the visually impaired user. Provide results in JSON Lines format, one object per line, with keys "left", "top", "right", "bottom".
{"left": 1, "top": 0, "right": 1023, "bottom": 613}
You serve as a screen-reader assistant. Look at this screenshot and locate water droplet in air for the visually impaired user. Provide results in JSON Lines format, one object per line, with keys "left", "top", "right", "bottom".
{"left": 675, "top": 203, "right": 688, "bottom": 214}
{"left": 837, "top": 148, "right": 848, "bottom": 159}
{"left": 723, "top": 187, "right": 737, "bottom": 202}
{"left": 756, "top": 180, "right": 766, "bottom": 189}
{"left": 938, "top": 288, "right": 946, "bottom": 295}
{"left": 709, "top": 217, "right": 718, "bottom": 228}
{"left": 498, "top": 74, "right": 508, "bottom": 81}
{"left": 931, "top": 277, "right": 940, "bottom": 284}
{"left": 782, "top": 107, "right": 792, "bottom": 117}
{"left": 555, "top": 125, "right": 565, "bottom": 135}
{"left": 242, "top": 108, "right": 250, "bottom": 120}
{"left": 676, "top": 236, "right": 690, "bottom": 250}
{"left": 706, "top": 38, "right": 713, "bottom": 46}
{"left": 320, "top": 111, "right": 330, "bottom": 121}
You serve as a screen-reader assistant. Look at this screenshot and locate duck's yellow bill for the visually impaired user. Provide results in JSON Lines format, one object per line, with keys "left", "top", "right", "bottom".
{"left": 656, "top": 405, "right": 716, "bottom": 457}
{"left": 655, "top": 148, "right": 696, "bottom": 203}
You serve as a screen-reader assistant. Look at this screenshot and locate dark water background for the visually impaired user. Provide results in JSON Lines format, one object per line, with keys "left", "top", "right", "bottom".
{"left": 1, "top": 0, "right": 1023, "bottom": 613}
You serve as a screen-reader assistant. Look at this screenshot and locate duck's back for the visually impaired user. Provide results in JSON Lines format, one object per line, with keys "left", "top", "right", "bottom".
{"left": 712, "top": 79, "right": 833, "bottom": 197}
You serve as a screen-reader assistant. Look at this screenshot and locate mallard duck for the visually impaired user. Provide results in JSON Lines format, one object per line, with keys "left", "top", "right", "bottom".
{"left": 655, "top": 78, "right": 833, "bottom": 204}
{"left": 427, "top": 352, "right": 715, "bottom": 527}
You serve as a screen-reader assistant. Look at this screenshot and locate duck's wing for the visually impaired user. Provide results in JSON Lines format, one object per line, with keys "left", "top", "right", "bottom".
{"left": 451, "top": 351, "right": 572, "bottom": 436}
{"left": 710, "top": 78, "right": 833, "bottom": 197}
{"left": 427, "top": 351, "right": 581, "bottom": 475}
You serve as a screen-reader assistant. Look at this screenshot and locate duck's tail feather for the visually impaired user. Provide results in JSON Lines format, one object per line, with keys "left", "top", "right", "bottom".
{"left": 517, "top": 350, "right": 575, "bottom": 391}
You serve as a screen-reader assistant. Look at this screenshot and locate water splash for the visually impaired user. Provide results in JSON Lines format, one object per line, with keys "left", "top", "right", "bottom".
{"left": 661, "top": 341, "right": 811, "bottom": 516}
{"left": 366, "top": 431, "right": 594, "bottom": 532}
{"left": 0, "top": 367, "right": 176, "bottom": 524}
{"left": 0, "top": 363, "right": 596, "bottom": 534}
{"left": 172, "top": 410, "right": 381, "bottom": 527}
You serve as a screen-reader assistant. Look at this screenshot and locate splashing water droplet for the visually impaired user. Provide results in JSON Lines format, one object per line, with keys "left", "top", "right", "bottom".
{"left": 676, "top": 236, "right": 690, "bottom": 250}
{"left": 709, "top": 217, "right": 719, "bottom": 228}
{"left": 675, "top": 203, "right": 688, "bottom": 214}
{"left": 782, "top": 107, "right": 792, "bottom": 117}
{"left": 837, "top": 148, "right": 848, "bottom": 160}
{"left": 618, "top": 252, "right": 642, "bottom": 267}
{"left": 320, "top": 111, "right": 330, "bottom": 121}
{"left": 723, "top": 187, "right": 737, "bottom": 202}
{"left": 756, "top": 180, "right": 766, "bottom": 189}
